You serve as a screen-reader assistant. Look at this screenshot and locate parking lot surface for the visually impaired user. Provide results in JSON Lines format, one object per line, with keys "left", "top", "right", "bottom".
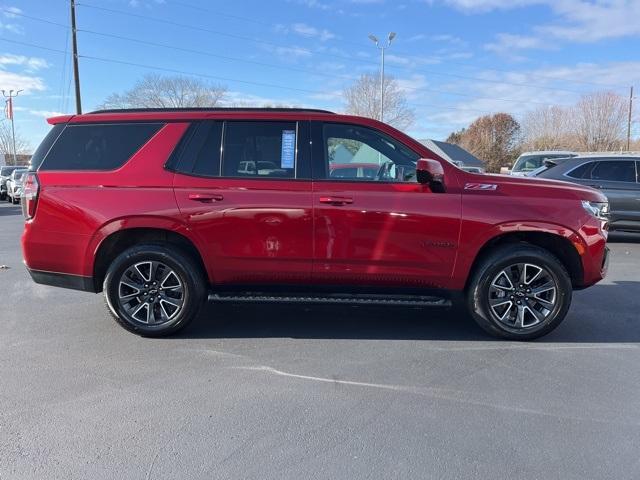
{"left": 1, "top": 200, "right": 639, "bottom": 480}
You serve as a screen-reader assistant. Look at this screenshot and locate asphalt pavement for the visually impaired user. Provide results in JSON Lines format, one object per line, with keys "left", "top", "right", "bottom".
{"left": 1, "top": 200, "right": 639, "bottom": 480}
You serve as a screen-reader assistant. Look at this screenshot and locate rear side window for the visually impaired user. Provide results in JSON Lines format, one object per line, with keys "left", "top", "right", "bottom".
{"left": 590, "top": 161, "right": 636, "bottom": 183}
{"left": 566, "top": 161, "right": 596, "bottom": 179}
{"left": 40, "top": 123, "right": 162, "bottom": 171}
{"left": 31, "top": 124, "right": 64, "bottom": 171}
{"left": 222, "top": 121, "right": 297, "bottom": 178}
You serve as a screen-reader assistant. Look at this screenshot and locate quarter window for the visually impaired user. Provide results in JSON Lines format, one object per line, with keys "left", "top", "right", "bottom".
{"left": 40, "top": 123, "right": 163, "bottom": 171}
{"left": 322, "top": 123, "right": 419, "bottom": 182}
{"left": 222, "top": 121, "right": 297, "bottom": 178}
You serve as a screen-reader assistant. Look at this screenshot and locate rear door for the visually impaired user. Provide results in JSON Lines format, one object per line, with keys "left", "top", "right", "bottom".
{"left": 173, "top": 120, "right": 314, "bottom": 286}
{"left": 310, "top": 121, "right": 461, "bottom": 290}
{"left": 587, "top": 160, "right": 640, "bottom": 231}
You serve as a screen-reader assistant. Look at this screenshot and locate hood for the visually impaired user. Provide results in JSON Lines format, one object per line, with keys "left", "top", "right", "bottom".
{"left": 461, "top": 172, "right": 607, "bottom": 203}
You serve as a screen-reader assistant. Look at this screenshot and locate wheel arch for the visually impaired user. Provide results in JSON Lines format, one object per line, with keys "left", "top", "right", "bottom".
{"left": 90, "top": 221, "right": 209, "bottom": 293}
{"left": 463, "top": 228, "right": 585, "bottom": 291}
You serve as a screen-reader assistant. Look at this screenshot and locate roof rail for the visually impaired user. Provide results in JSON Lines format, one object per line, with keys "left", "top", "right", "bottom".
{"left": 88, "top": 107, "right": 335, "bottom": 115}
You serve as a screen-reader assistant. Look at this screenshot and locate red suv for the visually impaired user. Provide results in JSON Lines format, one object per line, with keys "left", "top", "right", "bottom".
{"left": 21, "top": 108, "right": 609, "bottom": 340}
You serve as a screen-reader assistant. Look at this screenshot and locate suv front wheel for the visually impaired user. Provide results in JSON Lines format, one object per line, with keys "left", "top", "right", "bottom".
{"left": 104, "top": 244, "right": 206, "bottom": 336}
{"left": 467, "top": 244, "right": 572, "bottom": 340}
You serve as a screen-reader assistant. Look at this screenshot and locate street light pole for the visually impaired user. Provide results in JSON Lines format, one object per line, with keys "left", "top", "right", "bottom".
{"left": 2, "top": 89, "right": 22, "bottom": 165}
{"left": 368, "top": 32, "right": 396, "bottom": 123}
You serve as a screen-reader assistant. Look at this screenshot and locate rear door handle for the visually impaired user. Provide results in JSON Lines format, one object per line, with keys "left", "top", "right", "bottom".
{"left": 188, "top": 193, "right": 224, "bottom": 203}
{"left": 319, "top": 196, "right": 353, "bottom": 206}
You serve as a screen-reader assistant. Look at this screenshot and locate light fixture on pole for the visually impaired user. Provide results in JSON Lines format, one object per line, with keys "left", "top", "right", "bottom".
{"left": 2, "top": 89, "right": 22, "bottom": 165}
{"left": 368, "top": 32, "right": 396, "bottom": 122}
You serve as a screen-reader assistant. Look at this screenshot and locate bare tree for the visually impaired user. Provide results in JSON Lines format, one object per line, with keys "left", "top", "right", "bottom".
{"left": 521, "top": 105, "right": 577, "bottom": 151}
{"left": 0, "top": 121, "right": 30, "bottom": 162}
{"left": 101, "top": 73, "right": 227, "bottom": 109}
{"left": 447, "top": 113, "right": 521, "bottom": 172}
{"left": 344, "top": 73, "right": 415, "bottom": 131}
{"left": 573, "top": 91, "right": 628, "bottom": 151}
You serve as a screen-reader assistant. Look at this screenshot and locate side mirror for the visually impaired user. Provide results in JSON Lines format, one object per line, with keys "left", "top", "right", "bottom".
{"left": 416, "top": 159, "right": 446, "bottom": 192}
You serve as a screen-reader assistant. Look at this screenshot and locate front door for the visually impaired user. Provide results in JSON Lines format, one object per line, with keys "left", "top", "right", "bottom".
{"left": 311, "top": 122, "right": 461, "bottom": 290}
{"left": 173, "top": 120, "right": 313, "bottom": 286}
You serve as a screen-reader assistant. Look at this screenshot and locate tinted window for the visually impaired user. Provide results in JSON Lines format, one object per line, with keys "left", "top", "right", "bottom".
{"left": 514, "top": 154, "right": 572, "bottom": 172}
{"left": 171, "top": 121, "right": 222, "bottom": 177}
{"left": 31, "top": 124, "right": 64, "bottom": 171}
{"left": 590, "top": 161, "right": 636, "bottom": 183}
{"left": 566, "top": 161, "right": 596, "bottom": 179}
{"left": 323, "top": 123, "right": 419, "bottom": 182}
{"left": 222, "top": 122, "right": 297, "bottom": 178}
{"left": 41, "top": 123, "right": 162, "bottom": 171}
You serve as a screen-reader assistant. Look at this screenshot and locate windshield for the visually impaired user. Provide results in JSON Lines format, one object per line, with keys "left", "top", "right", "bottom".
{"left": 513, "top": 154, "right": 571, "bottom": 172}
{"left": 0, "top": 166, "right": 17, "bottom": 177}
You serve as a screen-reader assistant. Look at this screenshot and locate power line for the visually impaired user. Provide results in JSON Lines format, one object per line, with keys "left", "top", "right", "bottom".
{"left": 79, "top": 54, "right": 499, "bottom": 115}
{"left": 73, "top": 2, "right": 595, "bottom": 95}
{"left": 78, "top": 28, "right": 572, "bottom": 108}
{"left": 0, "top": 36, "right": 497, "bottom": 114}
{"left": 2, "top": 5, "right": 630, "bottom": 93}
{"left": 161, "top": 2, "right": 629, "bottom": 90}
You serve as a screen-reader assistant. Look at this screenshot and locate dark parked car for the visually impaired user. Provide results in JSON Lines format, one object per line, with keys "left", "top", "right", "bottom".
{"left": 536, "top": 155, "right": 639, "bottom": 233}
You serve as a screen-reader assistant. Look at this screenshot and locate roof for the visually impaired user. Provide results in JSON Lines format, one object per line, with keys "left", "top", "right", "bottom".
{"left": 419, "top": 139, "right": 483, "bottom": 167}
{"left": 519, "top": 150, "right": 576, "bottom": 156}
{"left": 89, "top": 107, "right": 335, "bottom": 115}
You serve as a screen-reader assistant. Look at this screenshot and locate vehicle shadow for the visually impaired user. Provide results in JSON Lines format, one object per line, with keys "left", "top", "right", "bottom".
{"left": 0, "top": 204, "right": 21, "bottom": 216}
{"left": 181, "top": 282, "right": 640, "bottom": 343}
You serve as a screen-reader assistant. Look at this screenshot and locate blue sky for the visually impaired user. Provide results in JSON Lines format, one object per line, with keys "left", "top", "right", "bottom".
{"left": 1, "top": 0, "right": 639, "bottom": 149}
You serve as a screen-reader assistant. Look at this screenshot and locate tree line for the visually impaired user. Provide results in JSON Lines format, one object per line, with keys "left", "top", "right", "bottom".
{"left": 3, "top": 73, "right": 637, "bottom": 170}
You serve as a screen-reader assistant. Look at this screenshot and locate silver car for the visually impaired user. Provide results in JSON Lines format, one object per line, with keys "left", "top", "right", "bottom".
{"left": 6, "top": 168, "right": 28, "bottom": 204}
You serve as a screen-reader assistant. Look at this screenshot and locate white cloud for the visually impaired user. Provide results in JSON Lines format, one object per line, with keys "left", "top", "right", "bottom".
{"left": 0, "top": 70, "right": 46, "bottom": 93}
{"left": 291, "top": 23, "right": 336, "bottom": 41}
{"left": 0, "top": 54, "right": 49, "bottom": 72}
{"left": 434, "top": 1, "right": 640, "bottom": 53}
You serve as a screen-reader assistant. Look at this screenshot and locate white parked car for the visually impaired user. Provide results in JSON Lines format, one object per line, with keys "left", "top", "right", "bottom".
{"left": 510, "top": 151, "right": 577, "bottom": 176}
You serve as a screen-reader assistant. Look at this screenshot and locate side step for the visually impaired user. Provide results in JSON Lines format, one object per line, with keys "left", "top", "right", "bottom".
{"left": 208, "top": 292, "right": 452, "bottom": 308}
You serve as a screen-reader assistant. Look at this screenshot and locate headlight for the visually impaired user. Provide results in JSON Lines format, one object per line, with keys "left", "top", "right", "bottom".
{"left": 582, "top": 200, "right": 609, "bottom": 220}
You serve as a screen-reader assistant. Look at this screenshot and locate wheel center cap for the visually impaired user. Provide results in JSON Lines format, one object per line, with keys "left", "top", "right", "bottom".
{"left": 515, "top": 291, "right": 525, "bottom": 297}
{"left": 149, "top": 289, "right": 158, "bottom": 295}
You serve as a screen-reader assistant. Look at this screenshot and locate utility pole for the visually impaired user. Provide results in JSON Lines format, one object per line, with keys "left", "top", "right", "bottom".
{"left": 2, "top": 89, "right": 22, "bottom": 165}
{"left": 70, "top": 0, "right": 82, "bottom": 114}
{"left": 368, "top": 32, "right": 396, "bottom": 123}
{"left": 627, "top": 86, "right": 634, "bottom": 151}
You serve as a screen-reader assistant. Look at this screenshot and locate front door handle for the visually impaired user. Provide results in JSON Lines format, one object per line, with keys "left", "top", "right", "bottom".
{"left": 188, "top": 193, "right": 224, "bottom": 203}
{"left": 319, "top": 196, "right": 353, "bottom": 206}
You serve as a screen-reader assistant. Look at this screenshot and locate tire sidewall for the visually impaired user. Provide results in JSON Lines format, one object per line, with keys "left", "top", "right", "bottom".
{"left": 104, "top": 246, "right": 204, "bottom": 336}
{"left": 469, "top": 247, "right": 572, "bottom": 340}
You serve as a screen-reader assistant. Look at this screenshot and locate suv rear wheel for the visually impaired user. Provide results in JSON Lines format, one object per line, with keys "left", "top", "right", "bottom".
{"left": 467, "top": 244, "right": 572, "bottom": 340}
{"left": 103, "top": 244, "right": 206, "bottom": 336}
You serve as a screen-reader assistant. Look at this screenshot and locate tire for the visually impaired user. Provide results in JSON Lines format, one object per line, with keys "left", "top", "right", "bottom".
{"left": 103, "top": 244, "right": 207, "bottom": 337}
{"left": 0, "top": 192, "right": 5, "bottom": 201}
{"left": 466, "top": 243, "right": 572, "bottom": 340}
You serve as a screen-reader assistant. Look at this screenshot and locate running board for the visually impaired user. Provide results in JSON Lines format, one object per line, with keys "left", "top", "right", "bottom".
{"left": 208, "top": 292, "right": 452, "bottom": 307}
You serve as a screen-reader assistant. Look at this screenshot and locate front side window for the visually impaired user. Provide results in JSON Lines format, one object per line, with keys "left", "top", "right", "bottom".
{"left": 40, "top": 123, "right": 163, "bottom": 171}
{"left": 323, "top": 123, "right": 419, "bottom": 182}
{"left": 222, "top": 121, "right": 297, "bottom": 179}
{"left": 590, "top": 160, "right": 636, "bottom": 183}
